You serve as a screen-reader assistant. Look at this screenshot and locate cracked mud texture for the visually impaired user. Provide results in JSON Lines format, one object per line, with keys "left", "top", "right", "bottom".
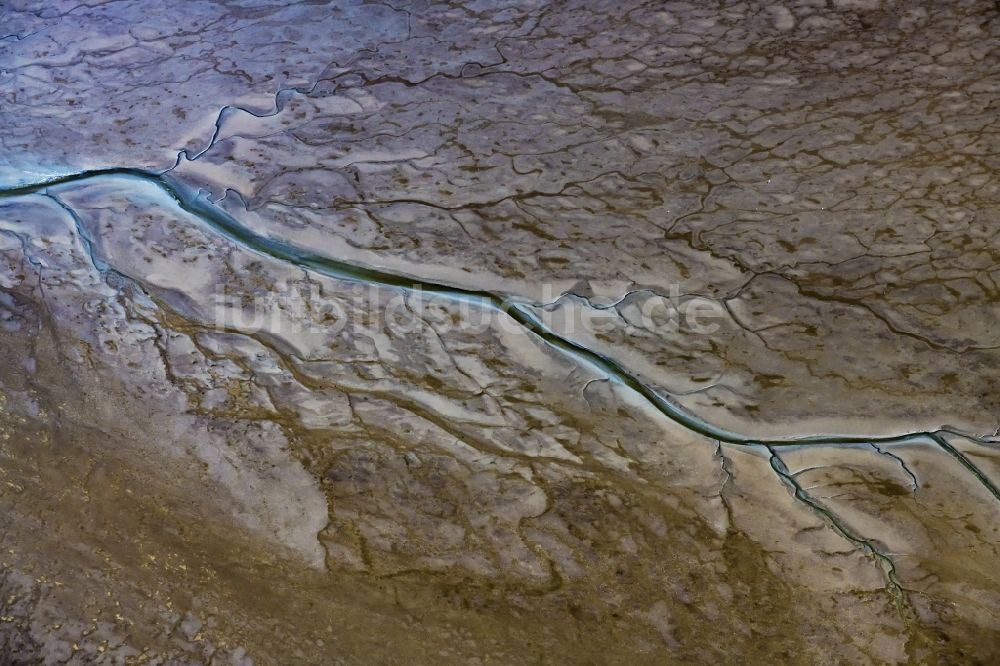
{"left": 1, "top": 0, "right": 999, "bottom": 663}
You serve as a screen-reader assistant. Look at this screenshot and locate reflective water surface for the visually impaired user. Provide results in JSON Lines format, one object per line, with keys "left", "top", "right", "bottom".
{"left": 1, "top": 1, "right": 999, "bottom": 663}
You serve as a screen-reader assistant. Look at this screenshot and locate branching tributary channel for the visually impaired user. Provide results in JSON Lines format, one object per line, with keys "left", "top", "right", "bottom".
{"left": 2, "top": 166, "right": 999, "bottom": 611}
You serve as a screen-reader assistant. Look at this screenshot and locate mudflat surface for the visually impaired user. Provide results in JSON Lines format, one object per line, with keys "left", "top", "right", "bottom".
{"left": 1, "top": 1, "right": 999, "bottom": 663}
